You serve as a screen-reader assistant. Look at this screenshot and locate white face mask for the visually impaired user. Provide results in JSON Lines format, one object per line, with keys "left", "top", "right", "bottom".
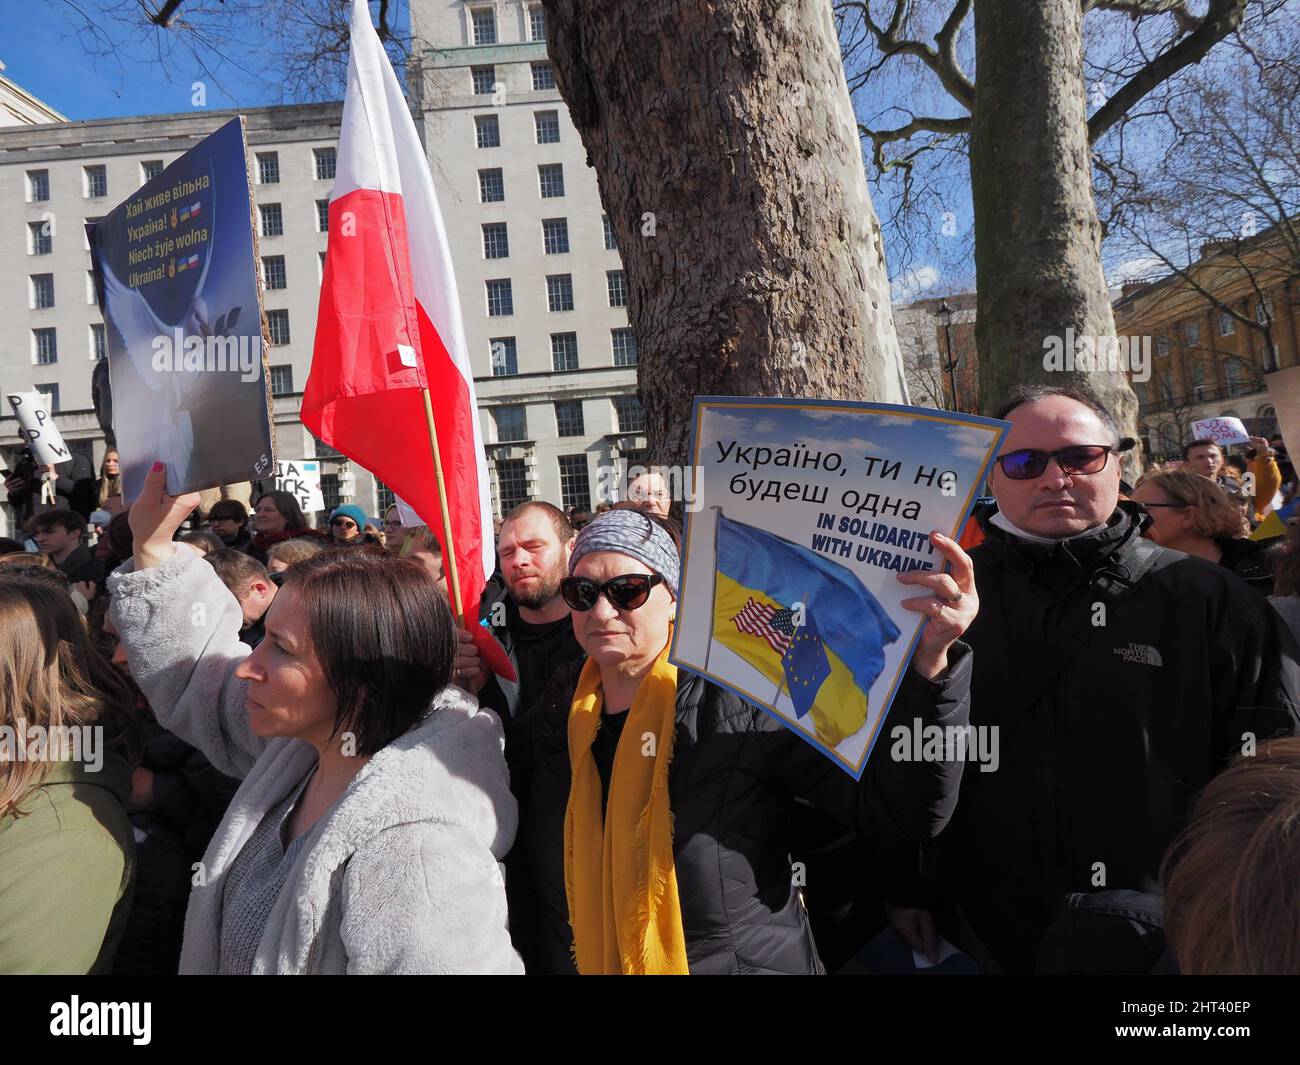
{"left": 989, "top": 509, "right": 1110, "bottom": 545}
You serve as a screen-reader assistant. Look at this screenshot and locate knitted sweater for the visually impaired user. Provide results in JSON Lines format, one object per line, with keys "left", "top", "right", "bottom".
{"left": 108, "top": 546, "right": 523, "bottom": 974}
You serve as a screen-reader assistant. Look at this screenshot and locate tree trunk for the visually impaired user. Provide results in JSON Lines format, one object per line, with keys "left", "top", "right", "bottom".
{"left": 970, "top": 0, "right": 1138, "bottom": 448}
{"left": 544, "top": 0, "right": 907, "bottom": 467}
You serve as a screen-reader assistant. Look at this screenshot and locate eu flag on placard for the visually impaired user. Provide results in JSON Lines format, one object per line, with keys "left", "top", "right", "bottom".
{"left": 781, "top": 608, "right": 831, "bottom": 719}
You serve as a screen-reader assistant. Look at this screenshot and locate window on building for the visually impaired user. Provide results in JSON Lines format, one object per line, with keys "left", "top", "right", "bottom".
{"left": 482, "top": 222, "right": 510, "bottom": 259}
{"left": 260, "top": 203, "right": 284, "bottom": 237}
{"left": 269, "top": 364, "right": 294, "bottom": 395}
{"left": 542, "top": 217, "right": 569, "bottom": 254}
{"left": 531, "top": 61, "right": 556, "bottom": 91}
{"left": 486, "top": 279, "right": 514, "bottom": 317}
{"left": 141, "top": 160, "right": 164, "bottom": 182}
{"left": 262, "top": 256, "right": 287, "bottom": 290}
{"left": 496, "top": 458, "right": 529, "bottom": 514}
{"left": 316, "top": 199, "right": 329, "bottom": 232}
{"left": 494, "top": 405, "right": 528, "bottom": 443}
{"left": 606, "top": 270, "right": 628, "bottom": 308}
{"left": 84, "top": 217, "right": 102, "bottom": 250}
{"left": 314, "top": 147, "right": 337, "bottom": 180}
{"left": 1184, "top": 321, "right": 1200, "bottom": 346}
{"left": 319, "top": 251, "right": 327, "bottom": 278}
{"left": 551, "top": 332, "right": 578, "bottom": 371}
{"left": 257, "top": 152, "right": 280, "bottom": 184}
{"left": 546, "top": 273, "right": 574, "bottom": 312}
{"left": 479, "top": 168, "right": 505, "bottom": 203}
{"left": 471, "top": 7, "right": 497, "bottom": 45}
{"left": 1256, "top": 299, "right": 1274, "bottom": 324}
{"left": 29, "top": 221, "right": 52, "bottom": 255}
{"left": 534, "top": 110, "right": 560, "bottom": 144}
{"left": 529, "top": 5, "right": 546, "bottom": 41}
{"left": 1190, "top": 362, "right": 1206, "bottom": 396}
{"left": 33, "top": 328, "right": 58, "bottom": 365}
{"left": 613, "top": 395, "right": 644, "bottom": 433}
{"left": 475, "top": 114, "right": 501, "bottom": 148}
{"left": 555, "top": 400, "right": 584, "bottom": 437}
{"left": 27, "top": 169, "right": 49, "bottom": 202}
{"left": 1225, "top": 358, "right": 1244, "bottom": 394}
{"left": 558, "top": 454, "right": 591, "bottom": 511}
{"left": 375, "top": 481, "right": 396, "bottom": 516}
{"left": 90, "top": 323, "right": 107, "bottom": 361}
{"left": 31, "top": 274, "right": 54, "bottom": 309}
{"left": 319, "top": 473, "right": 341, "bottom": 515}
{"left": 266, "top": 309, "right": 291, "bottom": 345}
{"left": 538, "top": 163, "right": 565, "bottom": 198}
{"left": 603, "top": 214, "right": 618, "bottom": 251}
{"left": 35, "top": 383, "right": 60, "bottom": 413}
{"left": 1155, "top": 334, "right": 1169, "bottom": 357}
{"left": 1218, "top": 311, "right": 1235, "bottom": 336}
{"left": 490, "top": 336, "right": 518, "bottom": 375}
{"left": 612, "top": 327, "right": 637, "bottom": 366}
{"left": 84, "top": 165, "right": 107, "bottom": 198}
{"left": 472, "top": 65, "right": 496, "bottom": 95}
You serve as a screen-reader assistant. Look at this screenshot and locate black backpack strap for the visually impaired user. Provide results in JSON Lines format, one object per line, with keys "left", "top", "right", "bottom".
{"left": 1089, "top": 536, "right": 1163, "bottom": 606}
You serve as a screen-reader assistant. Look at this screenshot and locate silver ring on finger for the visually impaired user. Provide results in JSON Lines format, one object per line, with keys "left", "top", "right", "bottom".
{"left": 930, "top": 599, "right": 945, "bottom": 617}
{"left": 940, "top": 590, "right": 963, "bottom": 604}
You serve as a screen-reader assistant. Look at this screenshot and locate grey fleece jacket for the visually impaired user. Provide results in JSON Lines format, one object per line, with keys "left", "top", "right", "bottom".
{"left": 108, "top": 546, "right": 524, "bottom": 974}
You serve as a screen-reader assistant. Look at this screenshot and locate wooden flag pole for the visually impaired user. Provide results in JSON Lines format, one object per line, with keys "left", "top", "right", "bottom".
{"left": 422, "top": 387, "right": 466, "bottom": 625}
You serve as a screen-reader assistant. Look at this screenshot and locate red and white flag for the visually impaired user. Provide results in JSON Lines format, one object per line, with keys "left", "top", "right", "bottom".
{"left": 303, "top": 0, "right": 513, "bottom": 679}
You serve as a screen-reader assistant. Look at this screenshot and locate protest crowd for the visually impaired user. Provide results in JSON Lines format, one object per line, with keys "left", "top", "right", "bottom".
{"left": 1, "top": 384, "right": 1298, "bottom": 976}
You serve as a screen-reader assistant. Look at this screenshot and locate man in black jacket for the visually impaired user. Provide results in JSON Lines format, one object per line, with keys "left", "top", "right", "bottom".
{"left": 885, "top": 385, "right": 1300, "bottom": 973}
{"left": 476, "top": 501, "right": 585, "bottom": 724}
{"left": 28, "top": 508, "right": 104, "bottom": 585}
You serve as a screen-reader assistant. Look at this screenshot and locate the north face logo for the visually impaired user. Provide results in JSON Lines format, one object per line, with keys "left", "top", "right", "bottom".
{"left": 1114, "top": 643, "right": 1163, "bottom": 667}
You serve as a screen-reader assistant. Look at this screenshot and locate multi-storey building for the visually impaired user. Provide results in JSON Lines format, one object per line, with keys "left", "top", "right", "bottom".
{"left": 1112, "top": 233, "right": 1299, "bottom": 460}
{"left": 409, "top": 0, "right": 644, "bottom": 517}
{"left": 1, "top": 0, "right": 644, "bottom": 538}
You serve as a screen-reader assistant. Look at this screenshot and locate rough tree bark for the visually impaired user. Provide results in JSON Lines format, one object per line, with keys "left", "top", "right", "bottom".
{"left": 970, "top": 0, "right": 1138, "bottom": 444}
{"left": 544, "top": 0, "right": 907, "bottom": 467}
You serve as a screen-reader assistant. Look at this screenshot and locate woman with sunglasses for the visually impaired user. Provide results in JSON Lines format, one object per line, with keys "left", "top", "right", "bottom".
{"left": 506, "top": 506, "right": 975, "bottom": 974}
{"left": 1132, "top": 470, "right": 1274, "bottom": 594}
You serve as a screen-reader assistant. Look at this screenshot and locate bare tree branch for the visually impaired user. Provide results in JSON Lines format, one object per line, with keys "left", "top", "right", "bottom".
{"left": 855, "top": 0, "right": 976, "bottom": 110}
{"left": 1088, "top": 0, "right": 1247, "bottom": 142}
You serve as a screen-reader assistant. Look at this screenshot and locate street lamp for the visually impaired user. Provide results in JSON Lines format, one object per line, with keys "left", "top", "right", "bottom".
{"left": 938, "top": 299, "right": 961, "bottom": 412}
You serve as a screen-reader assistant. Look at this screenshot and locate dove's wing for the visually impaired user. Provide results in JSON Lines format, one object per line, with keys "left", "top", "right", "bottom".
{"left": 102, "top": 262, "right": 171, "bottom": 393}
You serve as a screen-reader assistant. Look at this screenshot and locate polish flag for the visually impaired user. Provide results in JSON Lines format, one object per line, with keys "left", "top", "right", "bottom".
{"left": 303, "top": 0, "right": 513, "bottom": 680}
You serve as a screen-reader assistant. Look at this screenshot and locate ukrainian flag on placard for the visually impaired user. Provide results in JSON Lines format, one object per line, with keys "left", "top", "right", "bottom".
{"left": 711, "top": 514, "right": 901, "bottom": 748}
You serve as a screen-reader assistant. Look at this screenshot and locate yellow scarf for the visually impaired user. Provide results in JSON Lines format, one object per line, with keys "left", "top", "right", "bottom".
{"left": 563, "top": 641, "right": 688, "bottom": 975}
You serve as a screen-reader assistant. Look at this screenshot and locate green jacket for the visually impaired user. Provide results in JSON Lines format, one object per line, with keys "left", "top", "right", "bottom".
{"left": 0, "top": 751, "right": 135, "bottom": 974}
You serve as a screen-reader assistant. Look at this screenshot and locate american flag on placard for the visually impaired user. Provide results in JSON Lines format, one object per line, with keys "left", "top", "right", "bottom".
{"left": 731, "top": 597, "right": 797, "bottom": 655}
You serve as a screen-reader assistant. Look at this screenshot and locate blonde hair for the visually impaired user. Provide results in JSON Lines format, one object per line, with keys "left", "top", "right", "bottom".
{"left": 1134, "top": 470, "right": 1249, "bottom": 539}
{"left": 97, "top": 450, "right": 121, "bottom": 507}
{"left": 0, "top": 576, "right": 133, "bottom": 816}
{"left": 266, "top": 538, "right": 325, "bottom": 568}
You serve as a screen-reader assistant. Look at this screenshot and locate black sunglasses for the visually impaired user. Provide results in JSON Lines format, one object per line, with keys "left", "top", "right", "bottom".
{"left": 331, "top": 518, "right": 357, "bottom": 528}
{"left": 995, "top": 439, "right": 1134, "bottom": 481}
{"left": 560, "top": 573, "right": 665, "bottom": 612}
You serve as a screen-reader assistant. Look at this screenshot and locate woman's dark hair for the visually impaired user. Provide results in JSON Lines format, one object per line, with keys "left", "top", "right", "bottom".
{"left": 280, "top": 547, "right": 456, "bottom": 756}
{"left": 178, "top": 530, "right": 226, "bottom": 555}
{"left": 0, "top": 538, "right": 26, "bottom": 555}
{"left": 255, "top": 491, "right": 309, "bottom": 532}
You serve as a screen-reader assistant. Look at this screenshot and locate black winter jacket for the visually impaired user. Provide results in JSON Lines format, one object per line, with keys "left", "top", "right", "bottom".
{"left": 903, "top": 502, "right": 1300, "bottom": 972}
{"left": 506, "top": 645, "right": 973, "bottom": 974}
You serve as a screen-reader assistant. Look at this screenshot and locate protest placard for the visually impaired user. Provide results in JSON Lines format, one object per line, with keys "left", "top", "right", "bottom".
{"left": 670, "top": 398, "right": 1008, "bottom": 778}
{"left": 7, "top": 391, "right": 71, "bottom": 466}
{"left": 90, "top": 116, "right": 275, "bottom": 502}
{"left": 273, "top": 460, "right": 324, "bottom": 514}
{"left": 1190, "top": 416, "right": 1249, "bottom": 447}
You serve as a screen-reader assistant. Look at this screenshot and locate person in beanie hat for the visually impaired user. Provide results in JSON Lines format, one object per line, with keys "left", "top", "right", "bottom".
{"left": 328, "top": 504, "right": 367, "bottom": 544}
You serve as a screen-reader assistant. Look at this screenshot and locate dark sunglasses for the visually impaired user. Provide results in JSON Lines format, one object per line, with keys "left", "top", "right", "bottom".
{"left": 995, "top": 439, "right": 1134, "bottom": 481}
{"left": 560, "top": 573, "right": 665, "bottom": 612}
{"left": 331, "top": 518, "right": 357, "bottom": 528}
